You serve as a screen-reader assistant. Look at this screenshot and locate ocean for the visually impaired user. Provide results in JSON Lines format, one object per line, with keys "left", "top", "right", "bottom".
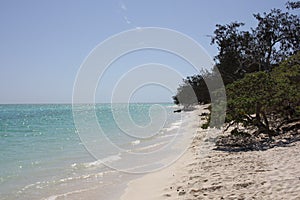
{"left": 0, "top": 103, "right": 189, "bottom": 199}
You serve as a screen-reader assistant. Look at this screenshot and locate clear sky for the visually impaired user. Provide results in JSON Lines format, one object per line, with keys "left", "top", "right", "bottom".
{"left": 0, "top": 0, "right": 288, "bottom": 104}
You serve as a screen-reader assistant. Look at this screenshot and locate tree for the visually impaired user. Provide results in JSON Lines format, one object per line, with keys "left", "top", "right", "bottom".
{"left": 225, "top": 53, "right": 300, "bottom": 136}
{"left": 173, "top": 2, "right": 299, "bottom": 108}
{"left": 211, "top": 6, "right": 300, "bottom": 81}
{"left": 210, "top": 22, "right": 251, "bottom": 85}
{"left": 252, "top": 9, "right": 300, "bottom": 70}
{"left": 172, "top": 83, "right": 198, "bottom": 108}
{"left": 173, "top": 71, "right": 211, "bottom": 106}
{"left": 225, "top": 72, "right": 277, "bottom": 135}
{"left": 271, "top": 51, "right": 300, "bottom": 123}
{"left": 172, "top": 69, "right": 226, "bottom": 107}
{"left": 286, "top": 1, "right": 300, "bottom": 10}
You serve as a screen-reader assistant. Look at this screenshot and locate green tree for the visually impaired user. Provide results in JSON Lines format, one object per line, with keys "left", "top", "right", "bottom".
{"left": 211, "top": 6, "right": 300, "bottom": 82}
{"left": 271, "top": 51, "right": 300, "bottom": 123}
{"left": 252, "top": 8, "right": 300, "bottom": 70}
{"left": 174, "top": 2, "right": 299, "bottom": 108}
{"left": 211, "top": 22, "right": 252, "bottom": 85}
{"left": 173, "top": 83, "right": 198, "bottom": 108}
{"left": 225, "top": 53, "right": 300, "bottom": 136}
{"left": 172, "top": 70, "right": 225, "bottom": 106}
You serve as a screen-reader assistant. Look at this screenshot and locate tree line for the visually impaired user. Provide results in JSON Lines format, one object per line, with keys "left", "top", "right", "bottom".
{"left": 173, "top": 1, "right": 300, "bottom": 137}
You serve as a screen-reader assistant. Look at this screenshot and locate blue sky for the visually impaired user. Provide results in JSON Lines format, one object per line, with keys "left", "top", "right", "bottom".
{"left": 0, "top": 0, "right": 288, "bottom": 104}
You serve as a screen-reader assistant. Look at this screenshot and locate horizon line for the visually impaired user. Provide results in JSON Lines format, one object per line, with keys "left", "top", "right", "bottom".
{"left": 0, "top": 102, "right": 174, "bottom": 105}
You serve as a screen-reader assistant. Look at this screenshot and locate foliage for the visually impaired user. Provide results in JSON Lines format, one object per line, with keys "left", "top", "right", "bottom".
{"left": 225, "top": 53, "right": 300, "bottom": 136}
{"left": 211, "top": 22, "right": 253, "bottom": 85}
{"left": 173, "top": 71, "right": 212, "bottom": 106}
{"left": 211, "top": 7, "right": 300, "bottom": 82}
{"left": 252, "top": 8, "right": 300, "bottom": 69}
{"left": 173, "top": 2, "right": 299, "bottom": 139}
{"left": 271, "top": 51, "right": 300, "bottom": 118}
{"left": 286, "top": 1, "right": 300, "bottom": 10}
{"left": 173, "top": 3, "right": 299, "bottom": 107}
{"left": 172, "top": 83, "right": 198, "bottom": 108}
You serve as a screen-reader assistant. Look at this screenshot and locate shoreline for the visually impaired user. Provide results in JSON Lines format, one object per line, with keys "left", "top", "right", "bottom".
{"left": 121, "top": 106, "right": 300, "bottom": 200}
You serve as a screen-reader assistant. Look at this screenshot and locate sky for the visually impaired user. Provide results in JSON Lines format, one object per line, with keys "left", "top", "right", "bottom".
{"left": 0, "top": 0, "right": 289, "bottom": 104}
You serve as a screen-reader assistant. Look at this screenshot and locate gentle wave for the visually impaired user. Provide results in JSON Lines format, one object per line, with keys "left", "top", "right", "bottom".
{"left": 1, "top": 103, "right": 180, "bottom": 199}
{"left": 131, "top": 140, "right": 141, "bottom": 145}
{"left": 170, "top": 121, "right": 182, "bottom": 126}
{"left": 134, "top": 141, "right": 167, "bottom": 152}
{"left": 18, "top": 172, "right": 104, "bottom": 196}
{"left": 159, "top": 133, "right": 177, "bottom": 139}
{"left": 165, "top": 125, "right": 180, "bottom": 132}
{"left": 44, "top": 186, "right": 99, "bottom": 200}
{"left": 71, "top": 154, "right": 121, "bottom": 169}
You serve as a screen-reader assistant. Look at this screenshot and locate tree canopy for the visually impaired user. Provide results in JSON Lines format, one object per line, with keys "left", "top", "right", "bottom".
{"left": 173, "top": 1, "right": 300, "bottom": 141}
{"left": 211, "top": 6, "right": 300, "bottom": 83}
{"left": 225, "top": 52, "right": 300, "bottom": 136}
{"left": 173, "top": 2, "right": 299, "bottom": 107}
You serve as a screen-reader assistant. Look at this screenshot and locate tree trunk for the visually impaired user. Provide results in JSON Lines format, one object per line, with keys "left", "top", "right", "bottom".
{"left": 255, "top": 103, "right": 268, "bottom": 134}
{"left": 255, "top": 103, "right": 261, "bottom": 125}
{"left": 261, "top": 111, "right": 270, "bottom": 131}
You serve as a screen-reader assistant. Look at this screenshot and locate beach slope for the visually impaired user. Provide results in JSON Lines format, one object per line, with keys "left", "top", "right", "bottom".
{"left": 121, "top": 107, "right": 300, "bottom": 200}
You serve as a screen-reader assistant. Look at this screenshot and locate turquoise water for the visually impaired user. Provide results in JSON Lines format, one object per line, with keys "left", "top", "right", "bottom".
{"left": 0, "top": 104, "right": 181, "bottom": 199}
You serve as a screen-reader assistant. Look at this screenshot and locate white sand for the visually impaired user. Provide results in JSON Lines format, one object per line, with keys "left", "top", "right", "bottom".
{"left": 121, "top": 107, "right": 300, "bottom": 200}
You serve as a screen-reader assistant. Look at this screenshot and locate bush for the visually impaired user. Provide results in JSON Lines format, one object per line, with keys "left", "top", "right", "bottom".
{"left": 225, "top": 53, "right": 300, "bottom": 136}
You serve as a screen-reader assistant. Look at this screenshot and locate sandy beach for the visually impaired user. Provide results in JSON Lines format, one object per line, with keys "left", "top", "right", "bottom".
{"left": 121, "top": 107, "right": 300, "bottom": 200}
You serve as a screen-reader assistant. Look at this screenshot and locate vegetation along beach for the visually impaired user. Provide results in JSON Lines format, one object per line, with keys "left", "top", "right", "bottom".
{"left": 0, "top": 1, "right": 299, "bottom": 200}
{"left": 124, "top": 2, "right": 300, "bottom": 199}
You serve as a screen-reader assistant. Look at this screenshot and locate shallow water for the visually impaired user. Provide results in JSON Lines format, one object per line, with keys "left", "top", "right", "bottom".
{"left": 0, "top": 103, "right": 183, "bottom": 199}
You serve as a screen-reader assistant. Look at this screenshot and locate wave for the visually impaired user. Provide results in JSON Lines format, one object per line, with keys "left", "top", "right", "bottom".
{"left": 134, "top": 141, "right": 167, "bottom": 152}
{"left": 166, "top": 105, "right": 182, "bottom": 109}
{"left": 18, "top": 172, "right": 104, "bottom": 197}
{"left": 131, "top": 140, "right": 140, "bottom": 145}
{"left": 71, "top": 154, "right": 121, "bottom": 169}
{"left": 43, "top": 186, "right": 99, "bottom": 200}
{"left": 159, "top": 133, "right": 177, "bottom": 139}
{"left": 165, "top": 125, "right": 180, "bottom": 132}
